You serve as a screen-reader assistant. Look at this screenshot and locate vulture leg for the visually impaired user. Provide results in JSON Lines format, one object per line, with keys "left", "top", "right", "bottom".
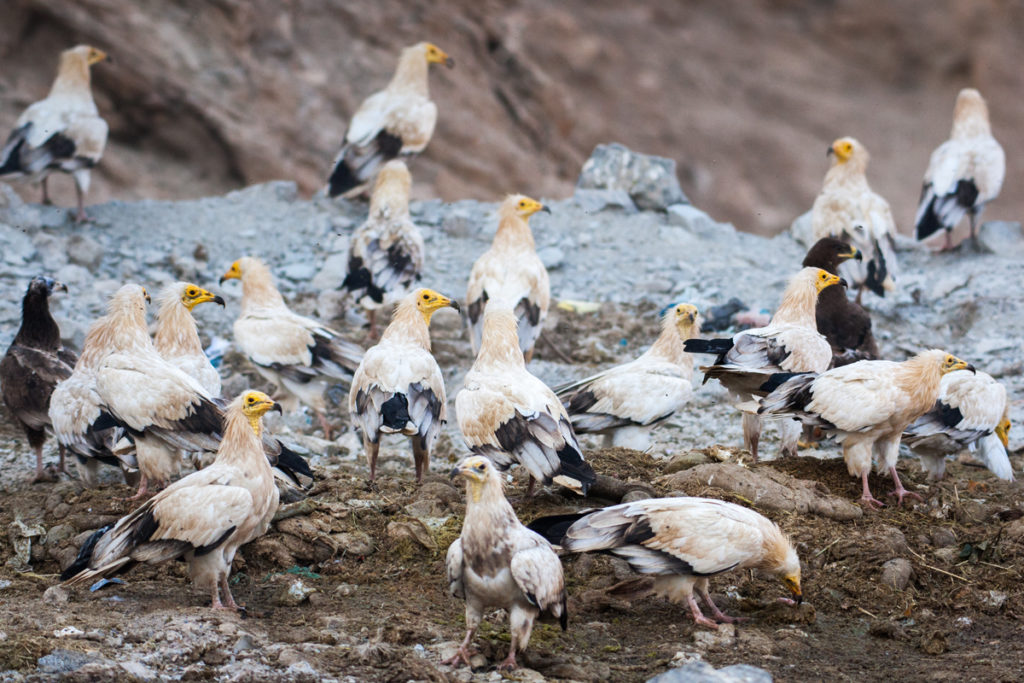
{"left": 73, "top": 181, "right": 88, "bottom": 223}
{"left": 442, "top": 607, "right": 480, "bottom": 668}
{"left": 887, "top": 466, "right": 923, "bottom": 506}
{"left": 524, "top": 475, "right": 536, "bottom": 498}
{"left": 364, "top": 435, "right": 379, "bottom": 482}
{"left": 854, "top": 286, "right": 864, "bottom": 305}
{"left": 741, "top": 413, "right": 760, "bottom": 461}
{"left": 969, "top": 210, "right": 977, "bottom": 242}
{"left": 412, "top": 437, "right": 429, "bottom": 484}
{"left": 778, "top": 420, "right": 800, "bottom": 458}
{"left": 942, "top": 229, "right": 954, "bottom": 252}
{"left": 686, "top": 594, "right": 720, "bottom": 629}
{"left": 124, "top": 473, "right": 150, "bottom": 501}
{"left": 316, "top": 411, "right": 333, "bottom": 440}
{"left": 499, "top": 605, "right": 534, "bottom": 671}
{"left": 367, "top": 310, "right": 379, "bottom": 341}
{"left": 41, "top": 177, "right": 52, "bottom": 205}
{"left": 31, "top": 443, "right": 53, "bottom": 483}
{"left": 698, "top": 580, "right": 746, "bottom": 624}
{"left": 219, "top": 573, "right": 243, "bottom": 611}
{"left": 859, "top": 471, "right": 885, "bottom": 510}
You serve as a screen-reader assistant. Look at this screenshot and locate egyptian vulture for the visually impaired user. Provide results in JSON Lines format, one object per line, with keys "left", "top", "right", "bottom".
{"left": 684, "top": 267, "right": 839, "bottom": 460}
{"left": 801, "top": 238, "right": 878, "bottom": 366}
{"left": 327, "top": 42, "right": 453, "bottom": 197}
{"left": 466, "top": 195, "right": 551, "bottom": 362}
{"left": 904, "top": 369, "right": 1012, "bottom": 481}
{"left": 0, "top": 45, "right": 109, "bottom": 222}
{"left": 759, "top": 349, "right": 975, "bottom": 508}
{"left": 556, "top": 303, "right": 700, "bottom": 451}
{"left": 811, "top": 137, "right": 898, "bottom": 302}
{"left": 915, "top": 88, "right": 1005, "bottom": 250}
{"left": 445, "top": 455, "right": 567, "bottom": 670}
{"left": 0, "top": 277, "right": 76, "bottom": 481}
{"left": 349, "top": 288, "right": 457, "bottom": 482}
{"left": 154, "top": 282, "right": 225, "bottom": 397}
{"left": 456, "top": 303, "right": 596, "bottom": 495}
{"left": 61, "top": 391, "right": 281, "bottom": 611}
{"left": 529, "top": 497, "right": 802, "bottom": 628}
{"left": 341, "top": 160, "right": 424, "bottom": 337}
{"left": 221, "top": 257, "right": 363, "bottom": 437}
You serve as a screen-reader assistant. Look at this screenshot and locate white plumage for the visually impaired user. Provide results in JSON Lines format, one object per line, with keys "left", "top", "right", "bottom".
{"left": 154, "top": 282, "right": 225, "bottom": 397}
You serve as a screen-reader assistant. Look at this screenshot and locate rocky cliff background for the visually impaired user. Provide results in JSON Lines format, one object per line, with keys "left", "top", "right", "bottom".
{"left": 1, "top": 0, "right": 1022, "bottom": 235}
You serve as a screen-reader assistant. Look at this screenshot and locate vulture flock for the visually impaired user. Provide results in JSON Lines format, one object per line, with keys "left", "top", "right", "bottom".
{"left": 0, "top": 41, "right": 1013, "bottom": 672}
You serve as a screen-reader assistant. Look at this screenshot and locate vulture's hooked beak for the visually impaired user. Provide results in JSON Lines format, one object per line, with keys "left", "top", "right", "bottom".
{"left": 52, "top": 280, "right": 69, "bottom": 294}
{"left": 540, "top": 205, "right": 552, "bottom": 214}
{"left": 966, "top": 363, "right": 977, "bottom": 374}
{"left": 449, "top": 466, "right": 461, "bottom": 481}
{"left": 448, "top": 300, "right": 461, "bottom": 312}
{"left": 839, "top": 278, "right": 849, "bottom": 289}
{"left": 270, "top": 402, "right": 283, "bottom": 414}
{"left": 825, "top": 146, "right": 835, "bottom": 158}
{"left": 212, "top": 295, "right": 226, "bottom": 307}
{"left": 445, "top": 56, "right": 455, "bottom": 68}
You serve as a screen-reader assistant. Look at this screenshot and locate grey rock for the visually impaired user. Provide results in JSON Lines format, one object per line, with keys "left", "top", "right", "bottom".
{"left": 275, "top": 578, "right": 317, "bottom": 606}
{"left": 42, "top": 585, "right": 70, "bottom": 605}
{"left": 572, "top": 188, "right": 638, "bottom": 214}
{"left": 577, "top": 142, "right": 688, "bottom": 211}
{"left": 667, "top": 204, "right": 734, "bottom": 237}
{"left": 537, "top": 245, "right": 566, "bottom": 270}
{"left": 880, "top": 558, "right": 913, "bottom": 591}
{"left": 37, "top": 649, "right": 103, "bottom": 674}
{"left": 648, "top": 661, "right": 772, "bottom": 683}
{"left": 312, "top": 252, "right": 349, "bottom": 291}
{"left": 67, "top": 234, "right": 105, "bottom": 269}
{"left": 32, "top": 233, "right": 69, "bottom": 270}
{"left": 931, "top": 528, "right": 957, "bottom": 548}
{"left": 0, "top": 224, "right": 37, "bottom": 265}
{"left": 332, "top": 530, "right": 375, "bottom": 556}
{"left": 977, "top": 220, "right": 1024, "bottom": 255}
{"left": 278, "top": 260, "right": 317, "bottom": 282}
{"left": 789, "top": 210, "right": 814, "bottom": 247}
{"left": 54, "top": 264, "right": 94, "bottom": 289}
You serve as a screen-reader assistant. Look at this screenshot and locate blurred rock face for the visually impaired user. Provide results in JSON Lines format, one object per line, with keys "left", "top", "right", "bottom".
{"left": 1, "top": 0, "right": 1022, "bottom": 235}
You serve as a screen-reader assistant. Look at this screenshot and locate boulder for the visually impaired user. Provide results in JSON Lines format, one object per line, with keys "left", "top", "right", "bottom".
{"left": 577, "top": 143, "right": 688, "bottom": 211}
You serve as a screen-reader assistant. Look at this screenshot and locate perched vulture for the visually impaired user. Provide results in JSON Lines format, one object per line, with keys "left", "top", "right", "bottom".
{"left": 556, "top": 303, "right": 700, "bottom": 451}
{"left": 221, "top": 257, "right": 363, "bottom": 437}
{"left": 61, "top": 391, "right": 281, "bottom": 611}
{"left": 349, "top": 288, "right": 458, "bottom": 482}
{"left": 327, "top": 42, "right": 453, "bottom": 197}
{"left": 445, "top": 455, "right": 567, "bottom": 670}
{"left": 154, "top": 282, "right": 225, "bottom": 397}
{"left": 0, "top": 277, "right": 76, "bottom": 481}
{"left": 684, "top": 268, "right": 839, "bottom": 460}
{"left": 802, "top": 238, "right": 878, "bottom": 366}
{"left": 915, "top": 88, "right": 1005, "bottom": 250}
{"left": 529, "top": 497, "right": 802, "bottom": 628}
{"left": 904, "top": 369, "right": 1013, "bottom": 481}
{"left": 0, "top": 46, "right": 109, "bottom": 222}
{"left": 456, "top": 303, "right": 596, "bottom": 495}
{"left": 811, "top": 137, "right": 898, "bottom": 301}
{"left": 466, "top": 195, "right": 551, "bottom": 362}
{"left": 759, "top": 349, "right": 974, "bottom": 508}
{"left": 341, "top": 160, "right": 424, "bottom": 337}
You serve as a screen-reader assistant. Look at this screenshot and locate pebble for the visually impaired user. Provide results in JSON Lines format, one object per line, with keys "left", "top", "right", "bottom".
{"left": 880, "top": 558, "right": 913, "bottom": 591}
{"left": 276, "top": 578, "right": 317, "bottom": 606}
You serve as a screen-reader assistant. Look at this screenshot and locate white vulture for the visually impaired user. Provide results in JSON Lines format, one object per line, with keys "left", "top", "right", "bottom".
{"left": 684, "top": 268, "right": 840, "bottom": 460}
{"left": 455, "top": 303, "right": 596, "bottom": 496}
{"left": 445, "top": 455, "right": 567, "bottom": 671}
{"left": 349, "top": 288, "right": 458, "bottom": 482}
{"left": 466, "top": 195, "right": 551, "bottom": 362}
{"left": 327, "top": 42, "right": 453, "bottom": 197}
{"left": 61, "top": 391, "right": 281, "bottom": 612}
{"left": 340, "top": 160, "right": 425, "bottom": 337}
{"left": 811, "top": 136, "right": 898, "bottom": 302}
{"left": 915, "top": 88, "right": 1005, "bottom": 250}
{"left": 0, "top": 45, "right": 109, "bottom": 222}
{"left": 0, "top": 277, "right": 76, "bottom": 481}
{"left": 556, "top": 303, "right": 700, "bottom": 451}
{"left": 221, "top": 257, "right": 363, "bottom": 437}
{"left": 904, "top": 369, "right": 1013, "bottom": 482}
{"left": 154, "top": 282, "right": 225, "bottom": 397}
{"left": 759, "top": 349, "right": 975, "bottom": 508}
{"left": 529, "top": 497, "right": 802, "bottom": 628}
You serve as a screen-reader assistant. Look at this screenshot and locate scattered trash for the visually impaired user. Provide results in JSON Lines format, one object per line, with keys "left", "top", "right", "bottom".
{"left": 284, "top": 566, "right": 322, "bottom": 580}
{"left": 89, "top": 578, "right": 125, "bottom": 592}
{"left": 556, "top": 299, "right": 602, "bottom": 314}
{"left": 7, "top": 517, "right": 46, "bottom": 572}
{"left": 701, "top": 297, "right": 745, "bottom": 331}
{"left": 53, "top": 626, "right": 85, "bottom": 638}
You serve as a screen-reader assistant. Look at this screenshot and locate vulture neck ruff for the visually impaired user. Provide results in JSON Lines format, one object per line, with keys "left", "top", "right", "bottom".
{"left": 895, "top": 351, "right": 949, "bottom": 414}
{"left": 388, "top": 46, "right": 430, "bottom": 97}
{"left": 154, "top": 287, "right": 204, "bottom": 359}
{"left": 769, "top": 275, "right": 819, "bottom": 329}
{"left": 49, "top": 51, "right": 94, "bottom": 101}
{"left": 474, "top": 309, "right": 524, "bottom": 369}
{"left": 647, "top": 313, "right": 699, "bottom": 367}
{"left": 492, "top": 202, "right": 537, "bottom": 252}
{"left": 15, "top": 289, "right": 61, "bottom": 350}
{"left": 239, "top": 260, "right": 287, "bottom": 314}
{"left": 951, "top": 93, "right": 992, "bottom": 139}
{"left": 823, "top": 151, "right": 870, "bottom": 191}
{"left": 381, "top": 297, "right": 431, "bottom": 350}
{"left": 220, "top": 399, "right": 270, "bottom": 466}
{"left": 369, "top": 169, "right": 412, "bottom": 222}
{"left": 80, "top": 289, "right": 149, "bottom": 366}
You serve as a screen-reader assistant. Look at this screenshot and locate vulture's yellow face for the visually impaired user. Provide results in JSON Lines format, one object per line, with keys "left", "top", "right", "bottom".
{"left": 141, "top": 287, "right": 151, "bottom": 304}
{"left": 828, "top": 138, "right": 855, "bottom": 162}
{"left": 415, "top": 289, "right": 460, "bottom": 325}
{"left": 241, "top": 391, "right": 281, "bottom": 433}
{"left": 86, "top": 47, "right": 108, "bottom": 66}
{"left": 516, "top": 196, "right": 547, "bottom": 219}
{"left": 812, "top": 269, "right": 843, "bottom": 293}
{"left": 424, "top": 43, "right": 454, "bottom": 68}
{"left": 220, "top": 261, "right": 242, "bottom": 284}
{"left": 782, "top": 573, "right": 802, "bottom": 602}
{"left": 996, "top": 417, "right": 1011, "bottom": 448}
{"left": 180, "top": 284, "right": 226, "bottom": 311}
{"left": 672, "top": 303, "right": 698, "bottom": 331}
{"left": 940, "top": 354, "right": 974, "bottom": 375}
{"left": 450, "top": 456, "right": 493, "bottom": 500}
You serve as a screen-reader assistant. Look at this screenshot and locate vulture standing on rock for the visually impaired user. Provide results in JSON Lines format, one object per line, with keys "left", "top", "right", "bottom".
{"left": 915, "top": 88, "right": 1005, "bottom": 250}
{"left": 802, "top": 238, "right": 878, "bottom": 366}
{"left": 61, "top": 391, "right": 281, "bottom": 612}
{"left": 685, "top": 268, "right": 839, "bottom": 460}
{"left": 811, "top": 137, "right": 898, "bottom": 302}
{"left": 759, "top": 349, "right": 975, "bottom": 508}
{"left": 466, "top": 195, "right": 551, "bottom": 362}
{"left": 327, "top": 42, "right": 454, "bottom": 197}
{"left": 154, "top": 282, "right": 225, "bottom": 397}
{"left": 0, "top": 277, "right": 76, "bottom": 481}
{"left": 0, "top": 45, "right": 109, "bottom": 222}
{"left": 904, "top": 369, "right": 1013, "bottom": 482}
{"left": 222, "top": 257, "right": 363, "bottom": 437}
{"left": 529, "top": 497, "right": 802, "bottom": 628}
{"left": 445, "top": 455, "right": 567, "bottom": 671}
{"left": 341, "top": 160, "right": 425, "bottom": 338}
{"left": 456, "top": 303, "right": 596, "bottom": 496}
{"left": 349, "top": 288, "right": 458, "bottom": 483}
{"left": 556, "top": 303, "right": 700, "bottom": 451}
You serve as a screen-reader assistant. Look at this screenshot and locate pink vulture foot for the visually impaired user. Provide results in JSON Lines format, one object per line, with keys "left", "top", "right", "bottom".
{"left": 888, "top": 487, "right": 923, "bottom": 507}
{"left": 860, "top": 493, "right": 886, "bottom": 510}
{"left": 441, "top": 646, "right": 475, "bottom": 668}
{"left": 496, "top": 651, "right": 518, "bottom": 671}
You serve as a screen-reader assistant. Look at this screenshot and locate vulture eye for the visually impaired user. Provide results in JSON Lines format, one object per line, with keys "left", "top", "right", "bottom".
{"left": 187, "top": 288, "right": 197, "bottom": 296}
{"left": 422, "top": 293, "right": 430, "bottom": 300}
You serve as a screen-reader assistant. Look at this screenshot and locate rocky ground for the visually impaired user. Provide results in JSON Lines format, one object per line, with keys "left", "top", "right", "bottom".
{"left": 0, "top": 162, "right": 1023, "bottom": 681}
